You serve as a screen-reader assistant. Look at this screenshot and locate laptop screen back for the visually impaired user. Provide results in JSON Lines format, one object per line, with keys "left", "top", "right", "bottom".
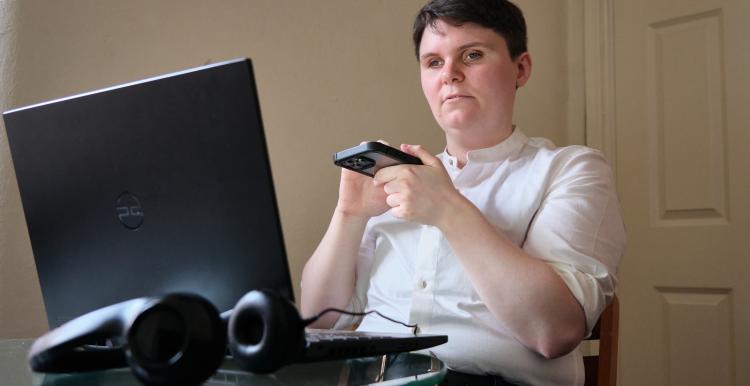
{"left": 3, "top": 58, "right": 294, "bottom": 328}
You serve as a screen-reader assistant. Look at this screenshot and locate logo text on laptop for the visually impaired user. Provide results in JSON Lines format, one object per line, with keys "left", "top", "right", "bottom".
{"left": 116, "top": 192, "right": 144, "bottom": 229}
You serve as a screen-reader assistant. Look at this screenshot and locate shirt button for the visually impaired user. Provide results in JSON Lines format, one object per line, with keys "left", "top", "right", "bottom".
{"left": 419, "top": 280, "right": 427, "bottom": 289}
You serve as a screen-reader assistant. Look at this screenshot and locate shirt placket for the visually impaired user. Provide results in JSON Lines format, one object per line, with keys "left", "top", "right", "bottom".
{"left": 408, "top": 225, "right": 439, "bottom": 331}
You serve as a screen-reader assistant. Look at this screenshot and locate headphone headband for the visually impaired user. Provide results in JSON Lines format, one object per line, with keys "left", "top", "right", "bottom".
{"left": 29, "top": 297, "right": 148, "bottom": 372}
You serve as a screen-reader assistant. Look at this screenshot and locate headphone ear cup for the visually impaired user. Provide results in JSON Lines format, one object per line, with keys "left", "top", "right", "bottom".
{"left": 228, "top": 289, "right": 305, "bottom": 373}
{"left": 125, "top": 294, "right": 226, "bottom": 386}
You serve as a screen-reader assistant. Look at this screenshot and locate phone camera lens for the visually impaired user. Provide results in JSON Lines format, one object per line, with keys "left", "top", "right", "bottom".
{"left": 341, "top": 156, "right": 375, "bottom": 170}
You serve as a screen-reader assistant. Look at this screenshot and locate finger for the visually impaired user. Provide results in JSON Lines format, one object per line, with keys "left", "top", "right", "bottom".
{"left": 400, "top": 144, "right": 441, "bottom": 167}
{"left": 390, "top": 204, "right": 411, "bottom": 220}
{"left": 385, "top": 193, "right": 401, "bottom": 208}
{"left": 382, "top": 180, "right": 402, "bottom": 195}
{"left": 372, "top": 164, "right": 400, "bottom": 186}
{"left": 341, "top": 167, "right": 368, "bottom": 181}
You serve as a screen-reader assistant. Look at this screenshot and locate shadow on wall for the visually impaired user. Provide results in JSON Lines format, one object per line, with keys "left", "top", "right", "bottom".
{"left": 1, "top": 0, "right": 48, "bottom": 339}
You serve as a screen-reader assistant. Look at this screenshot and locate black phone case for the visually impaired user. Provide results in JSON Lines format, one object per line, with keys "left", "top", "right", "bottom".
{"left": 333, "top": 142, "right": 423, "bottom": 177}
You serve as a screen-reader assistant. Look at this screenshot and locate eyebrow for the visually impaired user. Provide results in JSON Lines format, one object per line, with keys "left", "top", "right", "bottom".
{"left": 419, "top": 41, "right": 491, "bottom": 61}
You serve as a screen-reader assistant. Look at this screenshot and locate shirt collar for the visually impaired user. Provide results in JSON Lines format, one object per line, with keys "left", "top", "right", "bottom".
{"left": 440, "top": 127, "right": 528, "bottom": 169}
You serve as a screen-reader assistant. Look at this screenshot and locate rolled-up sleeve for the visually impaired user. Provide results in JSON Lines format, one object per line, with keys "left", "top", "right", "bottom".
{"left": 522, "top": 148, "right": 626, "bottom": 334}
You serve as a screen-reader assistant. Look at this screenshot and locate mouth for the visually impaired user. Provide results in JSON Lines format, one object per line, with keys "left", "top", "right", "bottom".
{"left": 443, "top": 94, "right": 472, "bottom": 103}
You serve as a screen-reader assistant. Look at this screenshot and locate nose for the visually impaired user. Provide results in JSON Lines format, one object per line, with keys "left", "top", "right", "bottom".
{"left": 440, "top": 60, "right": 464, "bottom": 84}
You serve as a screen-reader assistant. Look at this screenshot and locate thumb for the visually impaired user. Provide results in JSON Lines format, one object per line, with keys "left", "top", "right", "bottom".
{"left": 401, "top": 144, "right": 441, "bottom": 167}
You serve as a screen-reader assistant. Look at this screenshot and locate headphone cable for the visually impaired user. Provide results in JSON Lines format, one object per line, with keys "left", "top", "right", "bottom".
{"left": 302, "top": 308, "right": 420, "bottom": 335}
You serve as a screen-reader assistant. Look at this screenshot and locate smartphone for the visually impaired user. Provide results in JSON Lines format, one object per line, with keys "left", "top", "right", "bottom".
{"left": 333, "top": 142, "right": 423, "bottom": 177}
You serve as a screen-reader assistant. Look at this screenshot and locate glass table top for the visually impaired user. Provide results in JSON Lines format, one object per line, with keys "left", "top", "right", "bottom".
{"left": 1, "top": 339, "right": 446, "bottom": 386}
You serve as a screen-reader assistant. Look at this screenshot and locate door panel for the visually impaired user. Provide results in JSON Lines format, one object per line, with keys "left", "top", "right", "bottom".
{"left": 614, "top": 0, "right": 749, "bottom": 384}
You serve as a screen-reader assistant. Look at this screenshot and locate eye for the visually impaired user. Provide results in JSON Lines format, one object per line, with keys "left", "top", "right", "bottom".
{"left": 425, "top": 58, "right": 443, "bottom": 68}
{"left": 464, "top": 50, "right": 483, "bottom": 62}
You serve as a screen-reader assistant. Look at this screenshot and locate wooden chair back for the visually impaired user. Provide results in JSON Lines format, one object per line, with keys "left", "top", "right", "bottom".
{"left": 583, "top": 295, "right": 619, "bottom": 386}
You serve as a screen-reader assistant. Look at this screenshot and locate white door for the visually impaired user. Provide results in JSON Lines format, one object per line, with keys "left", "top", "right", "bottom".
{"left": 614, "top": 0, "right": 750, "bottom": 384}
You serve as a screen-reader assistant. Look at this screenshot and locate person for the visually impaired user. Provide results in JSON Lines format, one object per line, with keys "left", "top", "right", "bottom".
{"left": 300, "top": 0, "right": 626, "bottom": 385}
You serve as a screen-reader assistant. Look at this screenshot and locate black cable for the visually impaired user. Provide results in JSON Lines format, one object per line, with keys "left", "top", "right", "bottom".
{"left": 303, "top": 308, "right": 420, "bottom": 335}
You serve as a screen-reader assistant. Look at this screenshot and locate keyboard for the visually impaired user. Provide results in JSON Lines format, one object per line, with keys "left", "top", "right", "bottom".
{"left": 301, "top": 329, "right": 447, "bottom": 362}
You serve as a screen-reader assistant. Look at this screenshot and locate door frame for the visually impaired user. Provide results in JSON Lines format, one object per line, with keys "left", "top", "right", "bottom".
{"left": 583, "top": 0, "right": 617, "bottom": 175}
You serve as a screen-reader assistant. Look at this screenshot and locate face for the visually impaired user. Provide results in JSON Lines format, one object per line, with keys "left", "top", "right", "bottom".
{"left": 418, "top": 20, "right": 531, "bottom": 150}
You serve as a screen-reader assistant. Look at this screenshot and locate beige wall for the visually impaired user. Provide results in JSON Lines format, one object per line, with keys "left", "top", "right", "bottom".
{"left": 0, "top": 0, "right": 47, "bottom": 338}
{"left": 0, "top": 0, "right": 577, "bottom": 338}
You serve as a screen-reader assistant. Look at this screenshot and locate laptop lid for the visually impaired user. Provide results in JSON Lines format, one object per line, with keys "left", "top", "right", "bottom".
{"left": 3, "top": 58, "right": 294, "bottom": 329}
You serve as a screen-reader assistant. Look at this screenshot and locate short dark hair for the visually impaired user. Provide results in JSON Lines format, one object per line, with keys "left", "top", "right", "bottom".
{"left": 412, "top": 0, "right": 527, "bottom": 60}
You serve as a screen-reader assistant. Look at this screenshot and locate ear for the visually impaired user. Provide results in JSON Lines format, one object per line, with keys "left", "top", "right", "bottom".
{"left": 514, "top": 52, "right": 532, "bottom": 89}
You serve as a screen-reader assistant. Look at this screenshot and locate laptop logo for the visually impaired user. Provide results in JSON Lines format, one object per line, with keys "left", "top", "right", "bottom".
{"left": 116, "top": 192, "right": 144, "bottom": 230}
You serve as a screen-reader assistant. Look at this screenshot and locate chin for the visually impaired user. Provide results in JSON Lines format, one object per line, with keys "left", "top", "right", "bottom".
{"left": 437, "top": 107, "right": 479, "bottom": 127}
{"left": 438, "top": 116, "right": 475, "bottom": 133}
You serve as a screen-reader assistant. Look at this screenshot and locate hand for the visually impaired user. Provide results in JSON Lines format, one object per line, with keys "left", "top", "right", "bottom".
{"left": 334, "top": 142, "right": 390, "bottom": 220}
{"left": 373, "top": 144, "right": 464, "bottom": 227}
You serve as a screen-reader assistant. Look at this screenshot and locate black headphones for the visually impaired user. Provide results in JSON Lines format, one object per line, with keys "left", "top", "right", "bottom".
{"left": 29, "top": 290, "right": 311, "bottom": 383}
{"left": 29, "top": 289, "right": 415, "bottom": 383}
{"left": 28, "top": 293, "right": 226, "bottom": 386}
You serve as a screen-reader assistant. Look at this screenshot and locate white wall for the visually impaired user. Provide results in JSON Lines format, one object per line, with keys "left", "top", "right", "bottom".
{"left": 0, "top": 0, "right": 577, "bottom": 338}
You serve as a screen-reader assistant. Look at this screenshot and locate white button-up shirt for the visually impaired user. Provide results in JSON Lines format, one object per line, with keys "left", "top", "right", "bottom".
{"left": 334, "top": 129, "right": 626, "bottom": 386}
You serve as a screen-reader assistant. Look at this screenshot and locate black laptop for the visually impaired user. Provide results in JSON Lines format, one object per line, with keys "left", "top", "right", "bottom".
{"left": 3, "top": 58, "right": 446, "bottom": 362}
